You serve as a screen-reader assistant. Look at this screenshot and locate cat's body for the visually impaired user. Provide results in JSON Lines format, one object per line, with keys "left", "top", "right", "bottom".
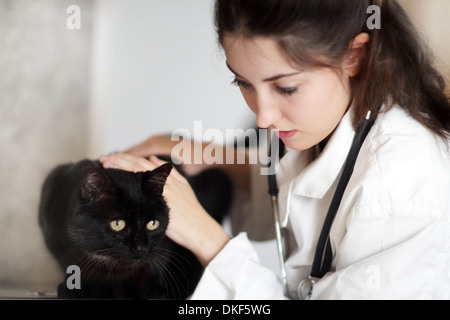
{"left": 39, "top": 159, "right": 232, "bottom": 299}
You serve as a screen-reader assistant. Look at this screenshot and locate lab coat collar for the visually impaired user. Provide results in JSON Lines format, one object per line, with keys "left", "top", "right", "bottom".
{"left": 280, "top": 105, "right": 356, "bottom": 200}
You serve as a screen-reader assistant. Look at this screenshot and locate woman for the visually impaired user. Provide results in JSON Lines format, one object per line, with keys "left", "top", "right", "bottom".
{"left": 100, "top": 0, "right": 450, "bottom": 299}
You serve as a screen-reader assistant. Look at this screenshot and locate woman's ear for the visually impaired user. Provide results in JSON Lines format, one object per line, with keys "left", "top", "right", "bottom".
{"left": 343, "top": 33, "right": 370, "bottom": 77}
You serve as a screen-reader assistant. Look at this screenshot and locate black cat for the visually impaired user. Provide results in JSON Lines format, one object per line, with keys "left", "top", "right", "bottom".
{"left": 38, "top": 159, "right": 232, "bottom": 299}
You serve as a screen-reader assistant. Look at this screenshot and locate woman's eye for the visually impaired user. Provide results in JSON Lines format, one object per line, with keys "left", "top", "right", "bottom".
{"left": 110, "top": 219, "right": 126, "bottom": 232}
{"left": 276, "top": 86, "right": 298, "bottom": 96}
{"left": 147, "top": 220, "right": 160, "bottom": 231}
{"left": 231, "top": 78, "right": 252, "bottom": 90}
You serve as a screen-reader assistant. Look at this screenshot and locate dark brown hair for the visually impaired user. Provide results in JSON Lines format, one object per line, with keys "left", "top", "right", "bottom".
{"left": 215, "top": 0, "right": 450, "bottom": 140}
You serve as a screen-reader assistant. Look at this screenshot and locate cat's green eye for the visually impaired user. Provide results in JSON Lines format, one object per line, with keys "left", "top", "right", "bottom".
{"left": 147, "top": 220, "right": 160, "bottom": 231}
{"left": 110, "top": 219, "right": 126, "bottom": 232}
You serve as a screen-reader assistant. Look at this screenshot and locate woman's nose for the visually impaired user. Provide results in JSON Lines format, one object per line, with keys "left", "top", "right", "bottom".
{"left": 255, "top": 95, "right": 282, "bottom": 129}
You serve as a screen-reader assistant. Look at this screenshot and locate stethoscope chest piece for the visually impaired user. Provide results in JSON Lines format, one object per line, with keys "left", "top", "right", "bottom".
{"left": 297, "top": 276, "right": 318, "bottom": 300}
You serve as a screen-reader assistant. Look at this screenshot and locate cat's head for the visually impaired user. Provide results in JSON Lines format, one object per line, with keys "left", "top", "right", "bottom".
{"left": 69, "top": 163, "right": 173, "bottom": 276}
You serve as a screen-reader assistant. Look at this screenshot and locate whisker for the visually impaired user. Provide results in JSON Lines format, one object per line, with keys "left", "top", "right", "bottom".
{"left": 152, "top": 250, "right": 196, "bottom": 298}
{"left": 151, "top": 258, "right": 171, "bottom": 298}
{"left": 153, "top": 256, "right": 182, "bottom": 299}
{"left": 56, "top": 240, "right": 202, "bottom": 299}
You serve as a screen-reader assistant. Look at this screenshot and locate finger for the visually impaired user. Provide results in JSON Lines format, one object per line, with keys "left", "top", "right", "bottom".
{"left": 100, "top": 153, "right": 157, "bottom": 172}
{"left": 148, "top": 155, "right": 167, "bottom": 165}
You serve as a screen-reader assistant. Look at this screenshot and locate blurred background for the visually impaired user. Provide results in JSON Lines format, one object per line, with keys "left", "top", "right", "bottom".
{"left": 0, "top": 0, "right": 449, "bottom": 292}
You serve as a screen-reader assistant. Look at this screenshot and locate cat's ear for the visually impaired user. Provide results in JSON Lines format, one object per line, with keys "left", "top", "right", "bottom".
{"left": 81, "top": 166, "right": 112, "bottom": 202}
{"left": 143, "top": 163, "right": 172, "bottom": 196}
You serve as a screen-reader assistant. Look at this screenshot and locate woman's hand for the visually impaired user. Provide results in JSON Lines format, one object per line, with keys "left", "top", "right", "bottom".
{"left": 123, "top": 135, "right": 209, "bottom": 177}
{"left": 122, "top": 134, "right": 250, "bottom": 189}
{"left": 99, "top": 153, "right": 230, "bottom": 267}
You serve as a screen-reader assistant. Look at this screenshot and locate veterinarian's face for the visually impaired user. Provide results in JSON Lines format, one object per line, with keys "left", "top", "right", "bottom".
{"left": 223, "top": 35, "right": 352, "bottom": 151}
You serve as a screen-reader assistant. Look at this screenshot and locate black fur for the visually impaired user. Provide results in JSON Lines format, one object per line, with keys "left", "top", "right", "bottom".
{"left": 38, "top": 159, "right": 232, "bottom": 299}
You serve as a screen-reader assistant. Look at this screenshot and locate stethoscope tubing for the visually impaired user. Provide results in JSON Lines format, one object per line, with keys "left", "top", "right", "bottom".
{"left": 268, "top": 132, "right": 289, "bottom": 297}
{"left": 271, "top": 194, "right": 289, "bottom": 297}
{"left": 268, "top": 111, "right": 375, "bottom": 299}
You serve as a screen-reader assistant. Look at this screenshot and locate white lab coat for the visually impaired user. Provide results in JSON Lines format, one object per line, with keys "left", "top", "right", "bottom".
{"left": 191, "top": 104, "right": 450, "bottom": 300}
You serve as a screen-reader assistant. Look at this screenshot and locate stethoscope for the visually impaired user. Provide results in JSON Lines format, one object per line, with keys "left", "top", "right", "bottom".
{"left": 268, "top": 111, "right": 375, "bottom": 300}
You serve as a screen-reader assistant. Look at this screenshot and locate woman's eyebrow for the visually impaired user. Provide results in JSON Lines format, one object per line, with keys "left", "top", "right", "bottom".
{"left": 263, "top": 72, "right": 301, "bottom": 82}
{"left": 226, "top": 62, "right": 301, "bottom": 82}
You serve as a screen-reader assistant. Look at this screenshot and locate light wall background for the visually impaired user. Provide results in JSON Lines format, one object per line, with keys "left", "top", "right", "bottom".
{"left": 0, "top": 0, "right": 449, "bottom": 290}
{"left": 0, "top": 0, "right": 93, "bottom": 288}
{"left": 89, "top": 0, "right": 253, "bottom": 157}
{"left": 400, "top": 0, "right": 450, "bottom": 92}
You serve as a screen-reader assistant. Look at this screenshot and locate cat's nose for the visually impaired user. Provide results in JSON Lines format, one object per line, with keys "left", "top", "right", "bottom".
{"left": 134, "top": 245, "right": 148, "bottom": 259}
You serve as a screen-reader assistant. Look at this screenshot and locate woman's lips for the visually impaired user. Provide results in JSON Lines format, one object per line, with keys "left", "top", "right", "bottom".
{"left": 275, "top": 130, "right": 298, "bottom": 140}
